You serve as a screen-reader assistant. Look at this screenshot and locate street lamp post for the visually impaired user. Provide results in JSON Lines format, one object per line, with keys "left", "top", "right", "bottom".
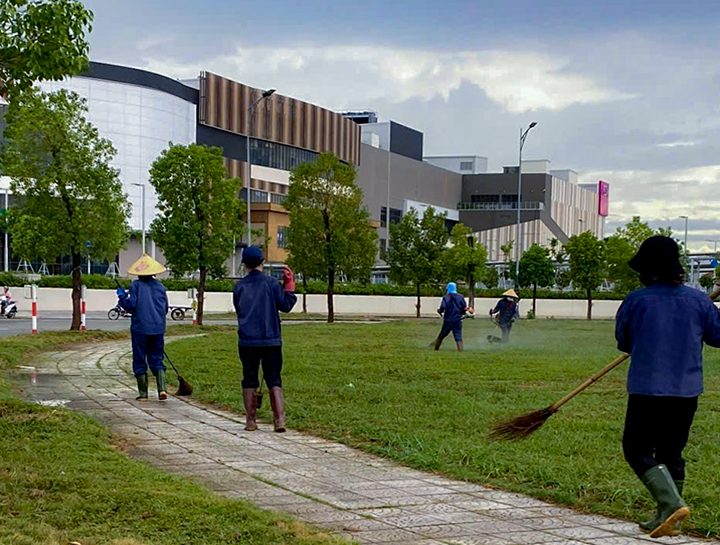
{"left": 679, "top": 215, "right": 689, "bottom": 251}
{"left": 245, "top": 88, "right": 276, "bottom": 248}
{"left": 132, "top": 183, "right": 146, "bottom": 255}
{"left": 515, "top": 122, "right": 538, "bottom": 285}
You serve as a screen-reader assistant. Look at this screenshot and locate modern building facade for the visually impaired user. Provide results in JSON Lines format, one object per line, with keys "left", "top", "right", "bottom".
{"left": 423, "top": 155, "right": 488, "bottom": 175}
{"left": 0, "top": 61, "right": 609, "bottom": 279}
{"left": 460, "top": 160, "right": 606, "bottom": 262}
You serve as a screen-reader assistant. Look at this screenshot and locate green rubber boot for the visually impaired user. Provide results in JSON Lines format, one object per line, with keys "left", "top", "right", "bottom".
{"left": 640, "top": 480, "right": 685, "bottom": 536}
{"left": 135, "top": 374, "right": 148, "bottom": 401}
{"left": 639, "top": 465, "right": 689, "bottom": 538}
{"left": 155, "top": 368, "right": 168, "bottom": 400}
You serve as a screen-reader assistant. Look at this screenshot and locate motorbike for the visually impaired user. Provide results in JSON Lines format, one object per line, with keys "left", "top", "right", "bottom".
{"left": 107, "top": 304, "right": 131, "bottom": 320}
{"left": 1, "top": 300, "right": 18, "bottom": 319}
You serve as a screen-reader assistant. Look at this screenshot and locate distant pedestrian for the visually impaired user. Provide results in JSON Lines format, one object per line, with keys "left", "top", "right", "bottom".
{"left": 616, "top": 236, "right": 720, "bottom": 537}
{"left": 233, "top": 246, "right": 297, "bottom": 432}
{"left": 432, "top": 282, "right": 472, "bottom": 351}
{"left": 489, "top": 289, "right": 519, "bottom": 343}
{"left": 117, "top": 255, "right": 169, "bottom": 401}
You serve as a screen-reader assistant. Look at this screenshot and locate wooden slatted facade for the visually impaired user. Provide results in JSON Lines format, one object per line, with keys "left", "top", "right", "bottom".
{"left": 199, "top": 72, "right": 361, "bottom": 166}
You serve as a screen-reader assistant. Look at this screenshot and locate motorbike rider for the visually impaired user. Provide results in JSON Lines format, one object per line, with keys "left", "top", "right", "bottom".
{"left": 1, "top": 286, "right": 11, "bottom": 315}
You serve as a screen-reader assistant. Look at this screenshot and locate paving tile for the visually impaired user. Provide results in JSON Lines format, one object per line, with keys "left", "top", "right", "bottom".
{"left": 20, "top": 340, "right": 701, "bottom": 545}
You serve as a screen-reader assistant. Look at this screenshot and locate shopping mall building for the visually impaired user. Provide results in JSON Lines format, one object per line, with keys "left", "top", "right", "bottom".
{"left": 0, "top": 61, "right": 608, "bottom": 279}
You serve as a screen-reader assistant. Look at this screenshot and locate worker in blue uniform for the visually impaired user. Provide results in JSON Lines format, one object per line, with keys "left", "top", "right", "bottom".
{"left": 233, "top": 246, "right": 297, "bottom": 432}
{"left": 433, "top": 282, "right": 472, "bottom": 351}
{"left": 117, "top": 255, "right": 169, "bottom": 401}
{"left": 616, "top": 236, "right": 720, "bottom": 538}
{"left": 489, "top": 289, "right": 520, "bottom": 343}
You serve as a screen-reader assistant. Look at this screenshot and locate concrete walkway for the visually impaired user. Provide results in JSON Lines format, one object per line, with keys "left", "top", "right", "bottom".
{"left": 18, "top": 341, "right": 709, "bottom": 545}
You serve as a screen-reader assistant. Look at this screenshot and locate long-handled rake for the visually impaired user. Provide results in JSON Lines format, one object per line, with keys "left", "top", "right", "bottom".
{"left": 163, "top": 350, "right": 194, "bottom": 396}
{"left": 490, "top": 286, "right": 720, "bottom": 441}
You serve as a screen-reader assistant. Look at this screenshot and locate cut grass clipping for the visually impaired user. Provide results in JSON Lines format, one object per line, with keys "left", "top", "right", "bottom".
{"left": 0, "top": 331, "right": 347, "bottom": 545}
{"left": 166, "top": 319, "right": 720, "bottom": 538}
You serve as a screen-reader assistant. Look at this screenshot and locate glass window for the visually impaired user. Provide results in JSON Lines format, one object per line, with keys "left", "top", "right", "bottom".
{"left": 460, "top": 161, "right": 473, "bottom": 171}
{"left": 389, "top": 208, "right": 402, "bottom": 224}
{"left": 380, "top": 206, "right": 387, "bottom": 228}
{"left": 277, "top": 226, "right": 289, "bottom": 248}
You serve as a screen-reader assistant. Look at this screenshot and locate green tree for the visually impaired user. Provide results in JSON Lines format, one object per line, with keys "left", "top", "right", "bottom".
{"left": 386, "top": 207, "right": 448, "bottom": 318}
{"left": 149, "top": 143, "right": 244, "bottom": 326}
{"left": 284, "top": 215, "right": 324, "bottom": 314}
{"left": 444, "top": 223, "right": 487, "bottom": 309}
{"left": 564, "top": 232, "right": 605, "bottom": 320}
{"left": 519, "top": 244, "right": 555, "bottom": 314}
{"left": 0, "top": 88, "right": 130, "bottom": 329}
{"left": 484, "top": 266, "right": 499, "bottom": 289}
{"left": 500, "top": 240, "right": 515, "bottom": 285}
{"left": 604, "top": 235, "right": 639, "bottom": 293}
{"left": 699, "top": 273, "right": 715, "bottom": 291}
{"left": 285, "top": 153, "right": 377, "bottom": 323}
{"left": 1, "top": 0, "right": 93, "bottom": 98}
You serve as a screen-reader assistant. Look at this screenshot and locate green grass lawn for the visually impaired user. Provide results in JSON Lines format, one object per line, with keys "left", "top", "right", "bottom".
{"left": 166, "top": 319, "right": 720, "bottom": 537}
{"left": 0, "top": 330, "right": 347, "bottom": 545}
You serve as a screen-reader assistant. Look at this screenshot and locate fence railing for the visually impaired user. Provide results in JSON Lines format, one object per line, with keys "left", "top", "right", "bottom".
{"left": 457, "top": 201, "right": 544, "bottom": 211}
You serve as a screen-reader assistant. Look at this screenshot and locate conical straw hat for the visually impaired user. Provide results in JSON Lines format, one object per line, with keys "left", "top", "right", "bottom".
{"left": 127, "top": 254, "right": 166, "bottom": 276}
{"left": 502, "top": 289, "right": 519, "bottom": 299}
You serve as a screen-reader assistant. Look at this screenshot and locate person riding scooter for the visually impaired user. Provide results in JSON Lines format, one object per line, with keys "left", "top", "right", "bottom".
{"left": 1, "top": 286, "right": 11, "bottom": 315}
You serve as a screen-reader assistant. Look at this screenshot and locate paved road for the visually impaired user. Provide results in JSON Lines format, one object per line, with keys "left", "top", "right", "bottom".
{"left": 16, "top": 340, "right": 708, "bottom": 545}
{"left": 0, "top": 311, "right": 237, "bottom": 336}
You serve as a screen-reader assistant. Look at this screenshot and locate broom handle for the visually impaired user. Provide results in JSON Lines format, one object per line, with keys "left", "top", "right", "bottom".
{"left": 550, "top": 354, "right": 629, "bottom": 411}
{"left": 550, "top": 285, "right": 720, "bottom": 413}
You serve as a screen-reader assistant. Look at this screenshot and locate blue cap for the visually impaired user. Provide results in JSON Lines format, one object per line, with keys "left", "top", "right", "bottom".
{"left": 446, "top": 282, "right": 457, "bottom": 294}
{"left": 242, "top": 246, "right": 264, "bottom": 268}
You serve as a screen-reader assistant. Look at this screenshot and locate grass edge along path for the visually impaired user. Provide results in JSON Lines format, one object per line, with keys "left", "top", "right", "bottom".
{"left": 164, "top": 321, "right": 720, "bottom": 539}
{"left": 0, "top": 328, "right": 349, "bottom": 545}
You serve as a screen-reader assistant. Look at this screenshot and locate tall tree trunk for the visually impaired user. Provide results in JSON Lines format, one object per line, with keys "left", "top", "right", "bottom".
{"left": 197, "top": 266, "right": 207, "bottom": 326}
{"left": 587, "top": 287, "right": 593, "bottom": 321}
{"left": 468, "top": 271, "right": 475, "bottom": 309}
{"left": 302, "top": 276, "right": 307, "bottom": 314}
{"left": 532, "top": 283, "right": 537, "bottom": 314}
{"left": 327, "top": 266, "right": 335, "bottom": 324}
{"left": 416, "top": 283, "right": 421, "bottom": 318}
{"left": 70, "top": 251, "right": 82, "bottom": 330}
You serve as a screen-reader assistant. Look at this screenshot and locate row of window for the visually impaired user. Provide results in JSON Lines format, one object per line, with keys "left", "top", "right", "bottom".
{"left": 240, "top": 188, "right": 287, "bottom": 204}
{"left": 250, "top": 139, "right": 318, "bottom": 171}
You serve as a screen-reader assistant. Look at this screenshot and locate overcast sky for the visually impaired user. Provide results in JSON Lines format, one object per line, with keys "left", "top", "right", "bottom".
{"left": 83, "top": 0, "right": 720, "bottom": 251}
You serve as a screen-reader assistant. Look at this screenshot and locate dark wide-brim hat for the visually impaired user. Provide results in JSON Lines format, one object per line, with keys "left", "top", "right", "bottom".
{"left": 628, "top": 236, "right": 684, "bottom": 277}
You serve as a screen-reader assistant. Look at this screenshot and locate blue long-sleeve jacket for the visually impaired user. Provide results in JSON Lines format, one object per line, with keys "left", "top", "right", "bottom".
{"left": 438, "top": 293, "right": 467, "bottom": 323}
{"left": 493, "top": 298, "right": 519, "bottom": 326}
{"left": 615, "top": 283, "right": 720, "bottom": 397}
{"left": 119, "top": 278, "right": 168, "bottom": 335}
{"left": 233, "top": 270, "right": 297, "bottom": 346}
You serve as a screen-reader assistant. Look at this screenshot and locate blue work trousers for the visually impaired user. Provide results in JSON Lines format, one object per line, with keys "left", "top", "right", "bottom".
{"left": 131, "top": 332, "right": 165, "bottom": 377}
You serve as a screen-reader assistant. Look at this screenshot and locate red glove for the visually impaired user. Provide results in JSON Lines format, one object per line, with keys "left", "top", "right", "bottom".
{"left": 282, "top": 266, "right": 295, "bottom": 292}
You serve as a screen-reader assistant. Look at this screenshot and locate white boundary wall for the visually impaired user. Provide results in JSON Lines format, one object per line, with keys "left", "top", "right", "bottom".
{"left": 30, "top": 288, "right": 624, "bottom": 320}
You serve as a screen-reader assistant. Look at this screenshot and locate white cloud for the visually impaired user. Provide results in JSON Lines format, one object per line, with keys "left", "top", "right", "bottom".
{"left": 142, "top": 44, "right": 634, "bottom": 114}
{"left": 657, "top": 141, "right": 696, "bottom": 148}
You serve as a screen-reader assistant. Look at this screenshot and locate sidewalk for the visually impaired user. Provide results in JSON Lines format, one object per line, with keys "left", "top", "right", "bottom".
{"left": 18, "top": 341, "right": 709, "bottom": 545}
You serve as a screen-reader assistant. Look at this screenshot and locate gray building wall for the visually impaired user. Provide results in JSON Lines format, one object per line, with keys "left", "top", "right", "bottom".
{"left": 356, "top": 143, "right": 462, "bottom": 247}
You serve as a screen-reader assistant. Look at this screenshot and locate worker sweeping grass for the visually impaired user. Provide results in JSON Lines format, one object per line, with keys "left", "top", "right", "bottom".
{"left": 615, "top": 236, "right": 720, "bottom": 538}
{"left": 233, "top": 246, "right": 297, "bottom": 432}
{"left": 431, "top": 282, "right": 472, "bottom": 351}
{"left": 488, "top": 289, "right": 520, "bottom": 343}
{"left": 116, "top": 254, "right": 169, "bottom": 401}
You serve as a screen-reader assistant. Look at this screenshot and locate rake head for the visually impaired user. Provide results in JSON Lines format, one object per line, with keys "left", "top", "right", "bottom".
{"left": 175, "top": 375, "right": 193, "bottom": 396}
